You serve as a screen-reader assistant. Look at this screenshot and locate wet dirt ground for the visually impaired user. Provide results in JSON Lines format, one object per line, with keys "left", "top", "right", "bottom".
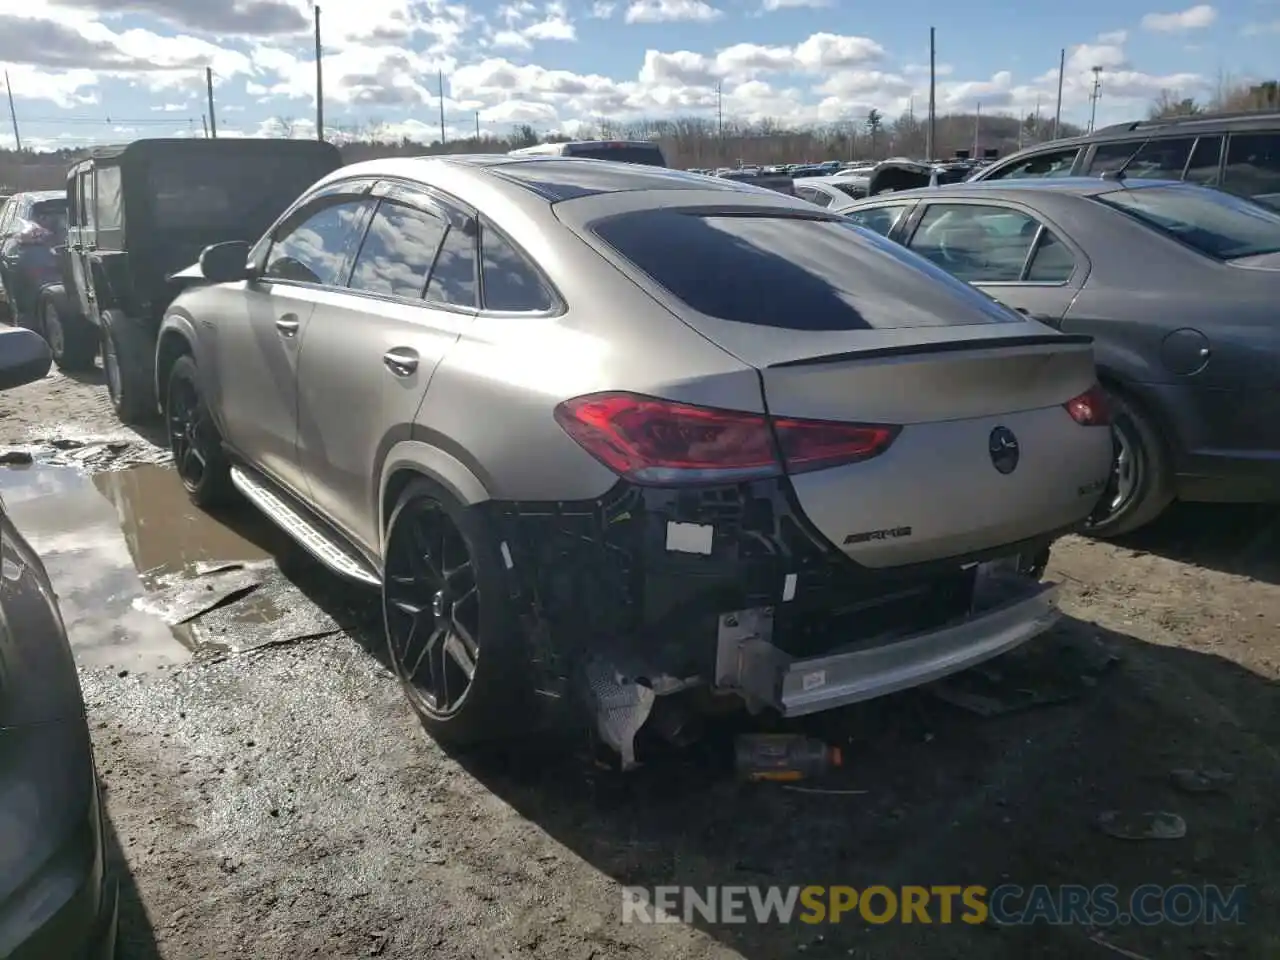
{"left": 3, "top": 367, "right": 1279, "bottom": 960}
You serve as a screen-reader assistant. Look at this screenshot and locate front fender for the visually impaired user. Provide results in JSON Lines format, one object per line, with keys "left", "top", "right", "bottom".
{"left": 378, "top": 440, "right": 491, "bottom": 551}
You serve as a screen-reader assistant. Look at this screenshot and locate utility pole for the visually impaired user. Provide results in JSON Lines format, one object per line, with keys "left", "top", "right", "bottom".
{"left": 201, "top": 113, "right": 209, "bottom": 137}
{"left": 3, "top": 71, "right": 19, "bottom": 151}
{"left": 1052, "top": 48, "right": 1065, "bottom": 139}
{"left": 1088, "top": 65, "right": 1103, "bottom": 133}
{"left": 926, "top": 26, "right": 936, "bottom": 162}
{"left": 972, "top": 101, "right": 981, "bottom": 158}
{"left": 314, "top": 5, "right": 324, "bottom": 141}
{"left": 438, "top": 69, "right": 446, "bottom": 147}
{"left": 716, "top": 81, "right": 723, "bottom": 139}
{"left": 205, "top": 66, "right": 217, "bottom": 138}
{"left": 475, "top": 111, "right": 480, "bottom": 140}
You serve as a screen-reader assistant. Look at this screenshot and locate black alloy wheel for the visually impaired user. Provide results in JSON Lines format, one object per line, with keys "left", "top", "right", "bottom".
{"left": 384, "top": 497, "right": 483, "bottom": 718}
{"left": 166, "top": 355, "right": 233, "bottom": 507}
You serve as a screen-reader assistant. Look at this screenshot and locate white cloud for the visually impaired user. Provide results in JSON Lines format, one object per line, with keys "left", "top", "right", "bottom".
{"left": 1, "top": 9, "right": 1218, "bottom": 152}
{"left": 1141, "top": 5, "right": 1217, "bottom": 32}
{"left": 624, "top": 0, "right": 722, "bottom": 24}
{"left": 1242, "top": 20, "right": 1280, "bottom": 36}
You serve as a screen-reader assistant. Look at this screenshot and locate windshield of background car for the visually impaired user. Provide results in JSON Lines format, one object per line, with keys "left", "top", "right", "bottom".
{"left": 591, "top": 210, "right": 1022, "bottom": 330}
{"left": 29, "top": 199, "right": 67, "bottom": 238}
{"left": 563, "top": 145, "right": 666, "bottom": 166}
{"left": 147, "top": 153, "right": 340, "bottom": 234}
{"left": 1096, "top": 184, "right": 1280, "bottom": 259}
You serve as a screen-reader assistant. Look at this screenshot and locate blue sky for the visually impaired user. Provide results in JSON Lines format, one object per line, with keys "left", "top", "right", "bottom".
{"left": 0, "top": 0, "right": 1275, "bottom": 150}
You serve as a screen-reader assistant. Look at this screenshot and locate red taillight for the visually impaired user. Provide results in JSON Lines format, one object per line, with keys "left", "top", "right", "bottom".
{"left": 1064, "top": 384, "right": 1111, "bottom": 426}
{"left": 773, "top": 417, "right": 899, "bottom": 474}
{"left": 553, "top": 391, "right": 899, "bottom": 485}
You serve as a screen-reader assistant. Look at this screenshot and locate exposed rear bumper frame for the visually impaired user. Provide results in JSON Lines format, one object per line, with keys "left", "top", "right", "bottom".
{"left": 714, "top": 577, "right": 1061, "bottom": 717}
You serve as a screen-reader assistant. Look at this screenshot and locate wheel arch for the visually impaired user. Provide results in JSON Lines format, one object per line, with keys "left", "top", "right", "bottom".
{"left": 1094, "top": 364, "right": 1180, "bottom": 461}
{"left": 154, "top": 315, "right": 199, "bottom": 416}
{"left": 378, "top": 439, "right": 492, "bottom": 552}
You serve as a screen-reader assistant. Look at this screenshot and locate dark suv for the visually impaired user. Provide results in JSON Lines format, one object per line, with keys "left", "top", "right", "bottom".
{"left": 0, "top": 191, "right": 68, "bottom": 327}
{"left": 969, "top": 111, "right": 1280, "bottom": 210}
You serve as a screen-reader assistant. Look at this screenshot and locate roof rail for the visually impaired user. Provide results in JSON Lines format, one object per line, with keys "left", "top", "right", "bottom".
{"left": 1095, "top": 110, "right": 1280, "bottom": 136}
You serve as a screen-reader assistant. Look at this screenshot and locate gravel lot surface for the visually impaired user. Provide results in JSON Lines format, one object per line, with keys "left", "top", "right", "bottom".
{"left": 2, "top": 367, "right": 1278, "bottom": 960}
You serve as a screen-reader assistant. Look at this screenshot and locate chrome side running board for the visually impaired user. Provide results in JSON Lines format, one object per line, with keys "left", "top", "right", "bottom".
{"left": 230, "top": 466, "right": 381, "bottom": 588}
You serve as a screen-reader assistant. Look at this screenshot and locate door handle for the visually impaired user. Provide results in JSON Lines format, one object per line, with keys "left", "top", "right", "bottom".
{"left": 382, "top": 347, "right": 419, "bottom": 377}
{"left": 275, "top": 314, "right": 301, "bottom": 337}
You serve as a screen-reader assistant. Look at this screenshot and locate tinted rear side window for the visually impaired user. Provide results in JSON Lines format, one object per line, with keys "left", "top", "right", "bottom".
{"left": 593, "top": 210, "right": 1020, "bottom": 330}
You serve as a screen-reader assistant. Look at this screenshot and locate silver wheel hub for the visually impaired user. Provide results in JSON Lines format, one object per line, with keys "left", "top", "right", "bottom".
{"left": 1108, "top": 424, "right": 1137, "bottom": 514}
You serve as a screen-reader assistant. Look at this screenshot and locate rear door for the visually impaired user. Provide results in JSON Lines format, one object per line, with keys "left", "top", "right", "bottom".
{"left": 295, "top": 182, "right": 479, "bottom": 555}
{"left": 69, "top": 170, "right": 96, "bottom": 319}
{"left": 901, "top": 200, "right": 1085, "bottom": 325}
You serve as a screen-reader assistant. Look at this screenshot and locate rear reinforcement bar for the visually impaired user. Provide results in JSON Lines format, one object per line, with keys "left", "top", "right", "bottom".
{"left": 714, "top": 578, "right": 1061, "bottom": 717}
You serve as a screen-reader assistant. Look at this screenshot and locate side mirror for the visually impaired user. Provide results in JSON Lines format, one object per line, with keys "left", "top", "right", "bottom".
{"left": 0, "top": 328, "right": 51, "bottom": 391}
{"left": 199, "top": 240, "right": 253, "bottom": 284}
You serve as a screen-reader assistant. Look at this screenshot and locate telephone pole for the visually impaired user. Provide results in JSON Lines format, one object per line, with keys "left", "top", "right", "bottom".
{"left": 201, "top": 113, "right": 209, "bottom": 138}
{"left": 438, "top": 69, "right": 446, "bottom": 146}
{"left": 926, "top": 26, "right": 936, "bottom": 162}
{"left": 972, "top": 101, "right": 981, "bottom": 158}
{"left": 1088, "top": 65, "right": 1103, "bottom": 133}
{"left": 4, "top": 71, "right": 19, "bottom": 151}
{"left": 475, "top": 111, "right": 480, "bottom": 140}
{"left": 1052, "top": 48, "right": 1065, "bottom": 139}
{"left": 205, "top": 66, "right": 217, "bottom": 137}
{"left": 716, "top": 81, "right": 723, "bottom": 139}
{"left": 314, "top": 5, "right": 324, "bottom": 140}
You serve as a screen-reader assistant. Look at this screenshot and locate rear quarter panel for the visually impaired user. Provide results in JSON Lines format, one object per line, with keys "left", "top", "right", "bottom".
{"left": 1059, "top": 204, "right": 1280, "bottom": 457}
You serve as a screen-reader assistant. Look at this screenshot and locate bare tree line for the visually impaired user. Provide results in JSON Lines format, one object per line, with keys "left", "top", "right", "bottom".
{"left": 2, "top": 79, "right": 1275, "bottom": 192}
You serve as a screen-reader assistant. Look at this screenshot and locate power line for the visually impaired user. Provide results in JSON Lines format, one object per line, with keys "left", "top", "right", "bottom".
{"left": 17, "top": 116, "right": 195, "bottom": 125}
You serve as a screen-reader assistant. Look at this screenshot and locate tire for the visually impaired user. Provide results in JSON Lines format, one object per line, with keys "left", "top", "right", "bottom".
{"left": 40, "top": 291, "right": 97, "bottom": 372}
{"left": 166, "top": 354, "right": 235, "bottom": 508}
{"left": 382, "top": 477, "right": 529, "bottom": 747}
{"left": 100, "top": 309, "right": 158, "bottom": 424}
{"left": 1084, "top": 390, "right": 1175, "bottom": 538}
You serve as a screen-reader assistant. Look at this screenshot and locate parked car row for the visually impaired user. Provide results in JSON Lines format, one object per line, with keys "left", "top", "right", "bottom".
{"left": 2, "top": 134, "right": 1275, "bottom": 782}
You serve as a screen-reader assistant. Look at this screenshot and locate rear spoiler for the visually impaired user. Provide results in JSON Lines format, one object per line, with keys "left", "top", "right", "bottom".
{"left": 769, "top": 333, "right": 1094, "bottom": 369}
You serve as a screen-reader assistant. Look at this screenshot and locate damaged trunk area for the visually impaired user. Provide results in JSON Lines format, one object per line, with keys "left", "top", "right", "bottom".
{"left": 487, "top": 478, "right": 1060, "bottom": 767}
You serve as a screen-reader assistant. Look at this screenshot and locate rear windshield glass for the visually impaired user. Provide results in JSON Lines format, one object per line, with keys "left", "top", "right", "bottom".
{"left": 1096, "top": 185, "right": 1280, "bottom": 259}
{"left": 564, "top": 145, "right": 666, "bottom": 167}
{"left": 592, "top": 210, "right": 1020, "bottom": 330}
{"left": 147, "top": 153, "right": 336, "bottom": 234}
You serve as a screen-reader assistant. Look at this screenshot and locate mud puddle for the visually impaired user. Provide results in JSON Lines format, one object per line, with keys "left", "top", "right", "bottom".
{"left": 0, "top": 462, "right": 346, "bottom": 670}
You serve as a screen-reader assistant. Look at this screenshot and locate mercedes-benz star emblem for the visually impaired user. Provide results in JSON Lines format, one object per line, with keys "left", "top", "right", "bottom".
{"left": 989, "top": 426, "right": 1020, "bottom": 475}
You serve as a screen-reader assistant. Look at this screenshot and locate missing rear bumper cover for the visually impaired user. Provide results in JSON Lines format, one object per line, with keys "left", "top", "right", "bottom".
{"left": 486, "top": 480, "right": 1065, "bottom": 748}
